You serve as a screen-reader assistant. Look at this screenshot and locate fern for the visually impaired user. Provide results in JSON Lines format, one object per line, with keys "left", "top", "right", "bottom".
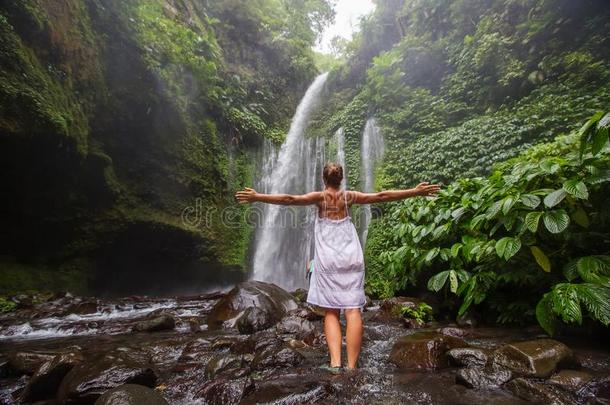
{"left": 576, "top": 283, "right": 610, "bottom": 325}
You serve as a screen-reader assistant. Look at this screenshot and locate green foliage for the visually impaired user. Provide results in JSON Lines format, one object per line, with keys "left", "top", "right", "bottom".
{"left": 400, "top": 302, "right": 434, "bottom": 324}
{"left": 367, "top": 113, "right": 610, "bottom": 331}
{"left": 0, "top": 296, "right": 17, "bottom": 313}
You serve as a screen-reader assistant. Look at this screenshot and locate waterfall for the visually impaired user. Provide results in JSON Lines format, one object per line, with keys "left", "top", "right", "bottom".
{"left": 250, "top": 73, "right": 329, "bottom": 291}
{"left": 334, "top": 127, "right": 347, "bottom": 188}
{"left": 360, "top": 118, "right": 385, "bottom": 244}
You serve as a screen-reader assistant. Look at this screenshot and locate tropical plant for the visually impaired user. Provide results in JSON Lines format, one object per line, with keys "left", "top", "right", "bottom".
{"left": 366, "top": 111, "right": 610, "bottom": 333}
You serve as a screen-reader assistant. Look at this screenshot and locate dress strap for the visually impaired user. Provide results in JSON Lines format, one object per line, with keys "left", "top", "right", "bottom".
{"left": 323, "top": 190, "right": 328, "bottom": 218}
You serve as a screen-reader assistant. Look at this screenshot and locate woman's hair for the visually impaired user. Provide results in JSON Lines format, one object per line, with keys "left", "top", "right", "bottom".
{"left": 323, "top": 162, "right": 343, "bottom": 188}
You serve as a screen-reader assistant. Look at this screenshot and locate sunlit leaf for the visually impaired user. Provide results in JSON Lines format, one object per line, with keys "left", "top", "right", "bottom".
{"left": 520, "top": 194, "right": 541, "bottom": 209}
{"left": 531, "top": 246, "right": 551, "bottom": 272}
{"left": 544, "top": 189, "right": 567, "bottom": 208}
{"left": 563, "top": 180, "right": 588, "bottom": 199}
{"left": 543, "top": 210, "right": 570, "bottom": 234}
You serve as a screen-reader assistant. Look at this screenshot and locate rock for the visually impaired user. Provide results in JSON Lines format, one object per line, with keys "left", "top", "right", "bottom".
{"left": 389, "top": 332, "right": 468, "bottom": 370}
{"left": 365, "top": 295, "right": 373, "bottom": 308}
{"left": 236, "top": 307, "right": 274, "bottom": 334}
{"left": 447, "top": 348, "right": 488, "bottom": 368}
{"left": 491, "top": 339, "right": 573, "bottom": 378}
{"left": 94, "top": 384, "right": 168, "bottom": 405}
{"left": 548, "top": 369, "right": 593, "bottom": 391}
{"left": 380, "top": 297, "right": 422, "bottom": 318}
{"left": 196, "top": 375, "right": 254, "bottom": 405}
{"left": 252, "top": 347, "right": 304, "bottom": 370}
{"left": 456, "top": 365, "right": 512, "bottom": 389}
{"left": 186, "top": 317, "right": 201, "bottom": 332}
{"left": 57, "top": 355, "right": 157, "bottom": 404}
{"left": 132, "top": 315, "right": 176, "bottom": 332}
{"left": 437, "top": 327, "right": 469, "bottom": 338}
{"left": 20, "top": 351, "right": 84, "bottom": 402}
{"left": 207, "top": 281, "right": 298, "bottom": 329}
{"left": 66, "top": 300, "right": 99, "bottom": 315}
{"left": 577, "top": 375, "right": 610, "bottom": 402}
{"left": 7, "top": 351, "right": 56, "bottom": 376}
{"left": 205, "top": 354, "right": 248, "bottom": 379}
{"left": 291, "top": 288, "right": 308, "bottom": 303}
{"left": 506, "top": 377, "right": 577, "bottom": 405}
{"left": 239, "top": 374, "right": 333, "bottom": 404}
{"left": 276, "top": 315, "right": 315, "bottom": 336}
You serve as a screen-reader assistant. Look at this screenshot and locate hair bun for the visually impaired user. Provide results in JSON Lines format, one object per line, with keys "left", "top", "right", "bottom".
{"left": 323, "top": 162, "right": 343, "bottom": 188}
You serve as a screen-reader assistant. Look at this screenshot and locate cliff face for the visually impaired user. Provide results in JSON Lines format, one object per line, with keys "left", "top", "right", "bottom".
{"left": 0, "top": 0, "right": 317, "bottom": 295}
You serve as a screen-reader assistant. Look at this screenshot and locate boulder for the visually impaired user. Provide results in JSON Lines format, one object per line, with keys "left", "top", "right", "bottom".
{"left": 196, "top": 375, "right": 254, "bottom": 405}
{"left": 66, "top": 300, "right": 99, "bottom": 315}
{"left": 251, "top": 347, "right": 304, "bottom": 370}
{"left": 20, "top": 351, "right": 84, "bottom": 402}
{"left": 491, "top": 339, "right": 573, "bottom": 378}
{"left": 275, "top": 315, "right": 315, "bottom": 336}
{"left": 7, "top": 351, "right": 56, "bottom": 376}
{"left": 456, "top": 366, "right": 512, "bottom": 389}
{"left": 94, "top": 384, "right": 168, "bottom": 405}
{"left": 506, "top": 377, "right": 577, "bottom": 405}
{"left": 207, "top": 281, "right": 298, "bottom": 329}
{"left": 57, "top": 354, "right": 157, "bottom": 404}
{"left": 447, "top": 348, "right": 488, "bottom": 368}
{"left": 437, "top": 327, "right": 469, "bottom": 338}
{"left": 548, "top": 369, "right": 593, "bottom": 391}
{"left": 132, "top": 315, "right": 176, "bottom": 332}
{"left": 205, "top": 354, "right": 249, "bottom": 379}
{"left": 388, "top": 332, "right": 468, "bottom": 370}
{"left": 236, "top": 307, "right": 274, "bottom": 334}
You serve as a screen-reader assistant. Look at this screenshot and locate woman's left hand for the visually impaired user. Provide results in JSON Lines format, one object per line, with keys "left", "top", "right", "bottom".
{"left": 235, "top": 187, "right": 258, "bottom": 204}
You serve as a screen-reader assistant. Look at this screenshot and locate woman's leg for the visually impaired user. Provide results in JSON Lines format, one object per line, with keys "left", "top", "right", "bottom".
{"left": 344, "top": 308, "right": 363, "bottom": 369}
{"left": 324, "top": 308, "right": 342, "bottom": 367}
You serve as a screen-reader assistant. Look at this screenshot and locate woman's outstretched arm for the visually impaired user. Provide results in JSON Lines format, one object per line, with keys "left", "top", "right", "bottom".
{"left": 235, "top": 187, "right": 323, "bottom": 206}
{"left": 349, "top": 182, "right": 440, "bottom": 204}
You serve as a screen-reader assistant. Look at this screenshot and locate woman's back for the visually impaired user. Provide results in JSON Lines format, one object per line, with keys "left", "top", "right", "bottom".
{"left": 318, "top": 189, "right": 350, "bottom": 220}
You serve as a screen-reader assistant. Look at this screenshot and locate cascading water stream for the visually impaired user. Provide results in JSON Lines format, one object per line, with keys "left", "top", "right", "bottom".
{"left": 334, "top": 127, "right": 347, "bottom": 188}
{"left": 250, "top": 73, "right": 329, "bottom": 291}
{"left": 359, "top": 118, "right": 385, "bottom": 244}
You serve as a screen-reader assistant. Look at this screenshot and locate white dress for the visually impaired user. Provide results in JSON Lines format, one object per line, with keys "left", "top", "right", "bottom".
{"left": 306, "top": 191, "right": 366, "bottom": 309}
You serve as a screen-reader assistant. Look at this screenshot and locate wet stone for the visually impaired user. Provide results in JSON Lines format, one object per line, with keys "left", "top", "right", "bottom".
{"left": 7, "top": 351, "right": 56, "bottom": 376}
{"left": 205, "top": 354, "right": 249, "bottom": 379}
{"left": 94, "top": 384, "right": 169, "bottom": 405}
{"left": 389, "top": 332, "right": 469, "bottom": 370}
{"left": 57, "top": 354, "right": 158, "bottom": 404}
{"left": 196, "top": 375, "right": 254, "bottom": 405}
{"left": 276, "top": 315, "right": 315, "bottom": 336}
{"left": 251, "top": 347, "right": 304, "bottom": 370}
{"left": 447, "top": 348, "right": 488, "bottom": 368}
{"left": 438, "top": 326, "right": 469, "bottom": 338}
{"left": 456, "top": 365, "right": 512, "bottom": 389}
{"left": 240, "top": 375, "right": 334, "bottom": 404}
{"left": 207, "top": 281, "right": 298, "bottom": 329}
{"left": 548, "top": 369, "right": 593, "bottom": 391}
{"left": 20, "top": 351, "right": 84, "bottom": 403}
{"left": 132, "top": 315, "right": 176, "bottom": 333}
{"left": 236, "top": 307, "right": 274, "bottom": 334}
{"left": 506, "top": 377, "right": 577, "bottom": 405}
{"left": 491, "top": 339, "right": 573, "bottom": 378}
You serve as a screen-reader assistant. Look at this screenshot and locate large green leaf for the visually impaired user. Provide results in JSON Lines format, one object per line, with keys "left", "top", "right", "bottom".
{"left": 563, "top": 180, "right": 588, "bottom": 200}
{"left": 525, "top": 211, "right": 543, "bottom": 233}
{"left": 543, "top": 210, "right": 570, "bottom": 234}
{"left": 495, "top": 237, "right": 521, "bottom": 261}
{"left": 544, "top": 189, "right": 567, "bottom": 208}
{"left": 520, "top": 194, "right": 541, "bottom": 209}
{"left": 576, "top": 283, "right": 610, "bottom": 325}
{"left": 571, "top": 207, "right": 590, "bottom": 228}
{"left": 502, "top": 196, "right": 516, "bottom": 215}
{"left": 427, "top": 271, "right": 450, "bottom": 292}
{"left": 536, "top": 294, "right": 555, "bottom": 336}
{"left": 531, "top": 246, "right": 551, "bottom": 273}
{"left": 576, "top": 256, "right": 610, "bottom": 287}
{"left": 550, "top": 284, "right": 582, "bottom": 325}
{"left": 449, "top": 270, "right": 459, "bottom": 293}
{"left": 591, "top": 125, "right": 609, "bottom": 156}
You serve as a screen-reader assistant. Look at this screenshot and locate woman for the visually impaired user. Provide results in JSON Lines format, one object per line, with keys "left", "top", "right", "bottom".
{"left": 235, "top": 163, "right": 440, "bottom": 371}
